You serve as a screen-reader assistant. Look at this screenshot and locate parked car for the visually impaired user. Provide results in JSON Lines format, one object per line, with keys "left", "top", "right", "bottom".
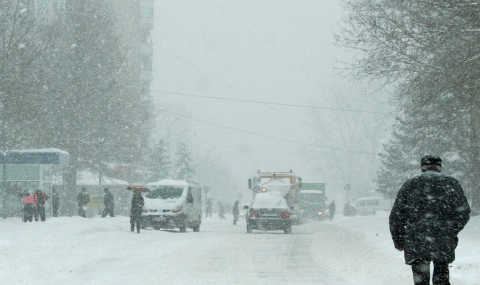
{"left": 141, "top": 179, "right": 202, "bottom": 232}
{"left": 245, "top": 192, "right": 292, "bottom": 234}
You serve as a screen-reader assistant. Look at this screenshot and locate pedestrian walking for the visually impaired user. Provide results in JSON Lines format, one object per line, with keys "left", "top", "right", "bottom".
{"left": 34, "top": 189, "right": 49, "bottom": 222}
{"left": 218, "top": 202, "right": 226, "bottom": 220}
{"left": 52, "top": 189, "right": 60, "bottom": 217}
{"left": 76, "top": 187, "right": 90, "bottom": 218}
{"left": 232, "top": 200, "right": 239, "bottom": 225}
{"left": 130, "top": 190, "right": 144, "bottom": 233}
{"left": 389, "top": 155, "right": 471, "bottom": 285}
{"left": 101, "top": 188, "right": 115, "bottom": 218}
{"left": 22, "top": 191, "right": 36, "bottom": 222}
{"left": 206, "top": 198, "right": 212, "bottom": 217}
{"left": 328, "top": 200, "right": 336, "bottom": 221}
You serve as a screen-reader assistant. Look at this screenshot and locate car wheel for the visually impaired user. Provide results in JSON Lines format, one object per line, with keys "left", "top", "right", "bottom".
{"left": 193, "top": 224, "right": 200, "bottom": 232}
{"left": 179, "top": 219, "right": 187, "bottom": 232}
{"left": 284, "top": 226, "right": 292, "bottom": 234}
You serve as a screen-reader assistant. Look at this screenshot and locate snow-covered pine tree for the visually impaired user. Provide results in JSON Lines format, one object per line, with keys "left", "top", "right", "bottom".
{"left": 174, "top": 143, "right": 196, "bottom": 183}
{"left": 145, "top": 139, "right": 172, "bottom": 182}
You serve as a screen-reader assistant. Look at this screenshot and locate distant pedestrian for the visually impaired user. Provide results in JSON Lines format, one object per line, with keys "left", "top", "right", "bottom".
{"left": 218, "top": 202, "right": 226, "bottom": 220}
{"left": 328, "top": 200, "right": 336, "bottom": 221}
{"left": 22, "top": 191, "right": 36, "bottom": 222}
{"left": 101, "top": 188, "right": 115, "bottom": 218}
{"left": 389, "top": 155, "right": 470, "bottom": 285}
{"left": 76, "top": 187, "right": 90, "bottom": 218}
{"left": 52, "top": 189, "right": 60, "bottom": 217}
{"left": 130, "top": 190, "right": 144, "bottom": 233}
{"left": 206, "top": 198, "right": 212, "bottom": 217}
{"left": 232, "top": 200, "right": 240, "bottom": 225}
{"left": 34, "top": 189, "right": 49, "bottom": 222}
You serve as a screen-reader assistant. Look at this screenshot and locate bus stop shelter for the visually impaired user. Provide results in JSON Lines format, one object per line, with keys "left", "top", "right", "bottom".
{"left": 1, "top": 148, "right": 69, "bottom": 218}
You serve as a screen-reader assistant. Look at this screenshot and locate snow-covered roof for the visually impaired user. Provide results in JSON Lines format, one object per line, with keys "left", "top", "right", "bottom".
{"left": 10, "top": 148, "right": 69, "bottom": 155}
{"left": 146, "top": 179, "right": 189, "bottom": 188}
{"left": 1, "top": 148, "right": 69, "bottom": 166}
{"left": 299, "top": 190, "right": 324, "bottom": 194}
{"left": 251, "top": 192, "right": 289, "bottom": 209}
{"left": 52, "top": 170, "right": 129, "bottom": 186}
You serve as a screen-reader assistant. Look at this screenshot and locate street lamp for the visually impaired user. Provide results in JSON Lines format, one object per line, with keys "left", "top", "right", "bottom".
{"left": 166, "top": 117, "right": 179, "bottom": 157}
{"left": 186, "top": 132, "right": 197, "bottom": 148}
{"left": 176, "top": 129, "right": 189, "bottom": 150}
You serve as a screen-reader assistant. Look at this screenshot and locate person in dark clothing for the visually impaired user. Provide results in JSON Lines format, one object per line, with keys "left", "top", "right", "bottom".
{"left": 101, "top": 188, "right": 115, "bottom": 218}
{"left": 328, "top": 200, "right": 336, "bottom": 221}
{"left": 206, "top": 198, "right": 212, "bottom": 217}
{"left": 34, "top": 189, "right": 49, "bottom": 222}
{"left": 22, "top": 191, "right": 36, "bottom": 222}
{"left": 130, "top": 190, "right": 144, "bottom": 233}
{"left": 76, "top": 187, "right": 90, "bottom": 218}
{"left": 389, "top": 155, "right": 470, "bottom": 285}
{"left": 232, "top": 200, "right": 240, "bottom": 225}
{"left": 52, "top": 189, "right": 60, "bottom": 217}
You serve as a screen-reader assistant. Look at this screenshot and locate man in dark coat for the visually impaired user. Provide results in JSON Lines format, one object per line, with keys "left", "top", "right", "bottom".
{"left": 52, "top": 188, "right": 60, "bottom": 217}
{"left": 34, "top": 189, "right": 49, "bottom": 222}
{"left": 328, "top": 200, "right": 336, "bottom": 221}
{"left": 101, "top": 188, "right": 115, "bottom": 218}
{"left": 76, "top": 187, "right": 90, "bottom": 218}
{"left": 130, "top": 190, "right": 144, "bottom": 233}
{"left": 389, "top": 155, "right": 470, "bottom": 285}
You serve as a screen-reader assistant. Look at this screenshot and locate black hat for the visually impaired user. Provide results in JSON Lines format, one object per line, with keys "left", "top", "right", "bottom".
{"left": 421, "top": 155, "right": 442, "bottom": 166}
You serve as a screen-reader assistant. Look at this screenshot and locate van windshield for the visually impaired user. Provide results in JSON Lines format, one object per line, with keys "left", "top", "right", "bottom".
{"left": 146, "top": 187, "right": 184, "bottom": 199}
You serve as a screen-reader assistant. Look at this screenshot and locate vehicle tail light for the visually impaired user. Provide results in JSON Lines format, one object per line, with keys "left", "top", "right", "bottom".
{"left": 281, "top": 211, "right": 291, "bottom": 218}
{"left": 249, "top": 211, "right": 260, "bottom": 218}
{"left": 172, "top": 207, "right": 182, "bottom": 213}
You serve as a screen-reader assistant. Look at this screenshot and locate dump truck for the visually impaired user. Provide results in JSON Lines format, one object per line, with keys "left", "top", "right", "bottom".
{"left": 298, "top": 182, "right": 327, "bottom": 220}
{"left": 247, "top": 170, "right": 302, "bottom": 224}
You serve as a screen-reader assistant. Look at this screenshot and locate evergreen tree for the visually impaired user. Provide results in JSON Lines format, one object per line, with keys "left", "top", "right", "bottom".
{"left": 145, "top": 139, "right": 171, "bottom": 181}
{"left": 174, "top": 143, "right": 196, "bottom": 183}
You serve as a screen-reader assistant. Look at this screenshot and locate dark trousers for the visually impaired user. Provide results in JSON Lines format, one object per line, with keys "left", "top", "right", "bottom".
{"left": 130, "top": 213, "right": 141, "bottom": 233}
{"left": 411, "top": 259, "right": 450, "bottom": 285}
{"left": 78, "top": 206, "right": 86, "bottom": 218}
{"left": 35, "top": 205, "right": 46, "bottom": 222}
{"left": 101, "top": 205, "right": 114, "bottom": 218}
{"left": 23, "top": 204, "right": 35, "bottom": 222}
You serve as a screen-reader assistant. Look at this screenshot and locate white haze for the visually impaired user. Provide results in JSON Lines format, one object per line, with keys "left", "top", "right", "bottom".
{"left": 150, "top": 0, "right": 392, "bottom": 202}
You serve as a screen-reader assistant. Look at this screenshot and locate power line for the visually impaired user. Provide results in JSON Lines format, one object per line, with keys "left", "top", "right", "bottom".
{"left": 152, "top": 90, "right": 391, "bottom": 115}
{"left": 157, "top": 108, "right": 378, "bottom": 155}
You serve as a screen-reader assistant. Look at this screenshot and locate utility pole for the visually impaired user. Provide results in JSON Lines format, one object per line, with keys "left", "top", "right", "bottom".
{"left": 2, "top": 101, "right": 7, "bottom": 219}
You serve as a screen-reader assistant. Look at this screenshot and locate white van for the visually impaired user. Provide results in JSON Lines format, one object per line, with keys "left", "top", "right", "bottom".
{"left": 141, "top": 179, "right": 202, "bottom": 232}
{"left": 354, "top": 197, "right": 393, "bottom": 215}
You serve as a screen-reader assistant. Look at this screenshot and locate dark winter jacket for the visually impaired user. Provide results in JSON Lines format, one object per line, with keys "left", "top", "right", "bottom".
{"left": 34, "top": 191, "right": 49, "bottom": 206}
{"left": 389, "top": 170, "right": 470, "bottom": 264}
{"left": 104, "top": 191, "right": 114, "bottom": 207}
{"left": 52, "top": 192, "right": 60, "bottom": 208}
{"left": 131, "top": 193, "right": 144, "bottom": 215}
{"left": 232, "top": 202, "right": 239, "bottom": 215}
{"left": 328, "top": 201, "right": 336, "bottom": 215}
{"left": 77, "top": 191, "right": 90, "bottom": 207}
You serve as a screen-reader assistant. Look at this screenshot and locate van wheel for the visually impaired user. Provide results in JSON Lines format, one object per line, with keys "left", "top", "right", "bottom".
{"left": 284, "top": 226, "right": 292, "bottom": 234}
{"left": 193, "top": 224, "right": 200, "bottom": 232}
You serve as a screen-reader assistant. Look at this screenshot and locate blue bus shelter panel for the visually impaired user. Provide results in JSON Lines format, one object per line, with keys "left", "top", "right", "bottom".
{"left": 0, "top": 149, "right": 69, "bottom": 166}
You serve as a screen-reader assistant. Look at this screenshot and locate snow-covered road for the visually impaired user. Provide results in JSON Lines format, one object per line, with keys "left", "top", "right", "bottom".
{"left": 1, "top": 213, "right": 479, "bottom": 285}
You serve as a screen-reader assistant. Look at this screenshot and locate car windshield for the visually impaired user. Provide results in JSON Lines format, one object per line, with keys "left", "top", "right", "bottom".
{"left": 145, "top": 187, "right": 184, "bottom": 199}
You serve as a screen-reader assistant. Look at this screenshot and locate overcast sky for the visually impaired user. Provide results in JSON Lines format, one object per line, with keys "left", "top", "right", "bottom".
{"left": 150, "top": 0, "right": 392, "bottom": 202}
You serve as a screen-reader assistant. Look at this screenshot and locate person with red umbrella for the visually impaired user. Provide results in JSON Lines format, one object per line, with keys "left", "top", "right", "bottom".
{"left": 130, "top": 190, "right": 144, "bottom": 233}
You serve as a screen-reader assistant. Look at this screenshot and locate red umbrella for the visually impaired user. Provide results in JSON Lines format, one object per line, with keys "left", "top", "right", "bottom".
{"left": 127, "top": 185, "right": 150, "bottom": 192}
